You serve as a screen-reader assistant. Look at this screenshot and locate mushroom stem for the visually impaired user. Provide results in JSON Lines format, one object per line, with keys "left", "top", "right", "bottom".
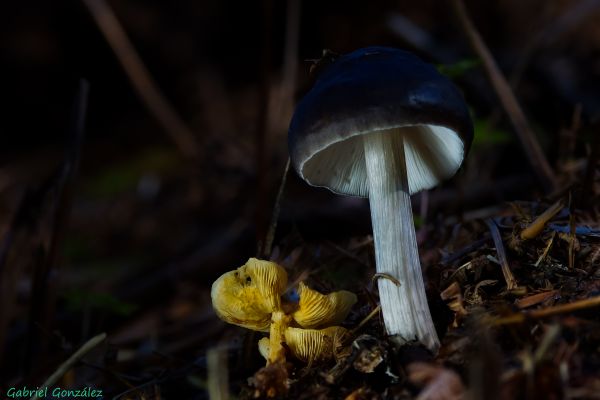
{"left": 363, "top": 130, "right": 439, "bottom": 351}
{"left": 268, "top": 310, "right": 291, "bottom": 364}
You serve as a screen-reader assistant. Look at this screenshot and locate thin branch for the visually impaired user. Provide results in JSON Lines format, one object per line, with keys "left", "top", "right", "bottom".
{"left": 82, "top": 0, "right": 198, "bottom": 159}
{"left": 30, "top": 333, "right": 107, "bottom": 400}
{"left": 47, "top": 79, "right": 89, "bottom": 277}
{"left": 207, "top": 346, "right": 230, "bottom": 400}
{"left": 493, "top": 295, "right": 600, "bottom": 325}
{"left": 256, "top": 0, "right": 300, "bottom": 251}
{"left": 520, "top": 200, "right": 564, "bottom": 240}
{"left": 442, "top": 234, "right": 491, "bottom": 265}
{"left": 450, "top": 0, "right": 557, "bottom": 193}
{"left": 25, "top": 80, "right": 89, "bottom": 372}
{"left": 254, "top": 0, "right": 274, "bottom": 247}
{"left": 262, "top": 158, "right": 291, "bottom": 259}
{"left": 534, "top": 231, "right": 556, "bottom": 267}
{"left": 351, "top": 305, "right": 381, "bottom": 335}
{"left": 484, "top": 218, "right": 518, "bottom": 290}
{"left": 581, "top": 122, "right": 600, "bottom": 207}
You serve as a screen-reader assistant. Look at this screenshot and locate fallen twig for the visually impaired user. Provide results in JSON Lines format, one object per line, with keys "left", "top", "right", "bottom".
{"left": 31, "top": 333, "right": 107, "bottom": 400}
{"left": 493, "top": 295, "right": 600, "bottom": 325}
{"left": 485, "top": 219, "right": 518, "bottom": 290}
{"left": 450, "top": 0, "right": 556, "bottom": 193}
{"left": 515, "top": 290, "right": 559, "bottom": 309}
{"left": 534, "top": 231, "right": 556, "bottom": 267}
{"left": 262, "top": 158, "right": 291, "bottom": 259}
{"left": 255, "top": 0, "right": 300, "bottom": 246}
{"left": 82, "top": 0, "right": 198, "bottom": 159}
{"left": 568, "top": 205, "right": 577, "bottom": 270}
{"left": 442, "top": 235, "right": 491, "bottom": 265}
{"left": 351, "top": 305, "right": 381, "bottom": 335}
{"left": 521, "top": 200, "right": 564, "bottom": 240}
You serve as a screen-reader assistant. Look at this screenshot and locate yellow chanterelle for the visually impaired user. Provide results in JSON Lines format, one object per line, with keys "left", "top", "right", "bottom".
{"left": 211, "top": 258, "right": 356, "bottom": 364}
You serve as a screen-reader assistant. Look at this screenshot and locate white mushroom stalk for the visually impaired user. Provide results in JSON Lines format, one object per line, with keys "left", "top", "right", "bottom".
{"left": 363, "top": 130, "right": 439, "bottom": 351}
{"left": 287, "top": 47, "right": 473, "bottom": 352}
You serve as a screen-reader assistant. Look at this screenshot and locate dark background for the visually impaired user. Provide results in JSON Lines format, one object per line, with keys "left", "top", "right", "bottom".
{"left": 1, "top": 0, "right": 599, "bottom": 397}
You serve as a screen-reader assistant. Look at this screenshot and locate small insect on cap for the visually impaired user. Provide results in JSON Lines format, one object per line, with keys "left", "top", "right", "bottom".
{"left": 211, "top": 258, "right": 288, "bottom": 332}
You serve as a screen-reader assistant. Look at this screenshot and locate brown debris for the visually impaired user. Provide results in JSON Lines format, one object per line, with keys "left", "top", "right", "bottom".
{"left": 248, "top": 362, "right": 291, "bottom": 399}
{"left": 514, "top": 290, "right": 560, "bottom": 309}
{"left": 494, "top": 295, "right": 600, "bottom": 325}
{"left": 440, "top": 282, "right": 468, "bottom": 327}
{"left": 352, "top": 338, "right": 386, "bottom": 374}
{"left": 407, "top": 362, "right": 465, "bottom": 400}
{"left": 344, "top": 387, "right": 379, "bottom": 400}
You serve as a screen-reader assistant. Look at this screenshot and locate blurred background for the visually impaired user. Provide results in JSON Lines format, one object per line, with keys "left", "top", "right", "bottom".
{"left": 1, "top": 0, "right": 599, "bottom": 397}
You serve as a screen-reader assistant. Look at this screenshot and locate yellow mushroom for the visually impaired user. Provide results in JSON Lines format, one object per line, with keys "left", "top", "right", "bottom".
{"left": 292, "top": 282, "right": 357, "bottom": 329}
{"left": 211, "top": 258, "right": 288, "bottom": 332}
{"left": 212, "top": 258, "right": 357, "bottom": 365}
{"left": 284, "top": 326, "right": 350, "bottom": 364}
{"left": 256, "top": 313, "right": 293, "bottom": 364}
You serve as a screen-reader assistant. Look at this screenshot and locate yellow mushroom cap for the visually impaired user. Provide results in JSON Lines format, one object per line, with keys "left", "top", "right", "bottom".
{"left": 292, "top": 282, "right": 357, "bottom": 329}
{"left": 284, "top": 326, "right": 349, "bottom": 363}
{"left": 211, "top": 258, "right": 288, "bottom": 332}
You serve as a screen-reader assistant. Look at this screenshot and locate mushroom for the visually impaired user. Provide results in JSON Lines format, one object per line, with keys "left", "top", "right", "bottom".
{"left": 211, "top": 258, "right": 357, "bottom": 363}
{"left": 211, "top": 258, "right": 287, "bottom": 332}
{"left": 284, "top": 326, "right": 349, "bottom": 364}
{"left": 288, "top": 47, "right": 473, "bottom": 351}
{"left": 292, "top": 282, "right": 357, "bottom": 329}
{"left": 258, "top": 326, "right": 350, "bottom": 365}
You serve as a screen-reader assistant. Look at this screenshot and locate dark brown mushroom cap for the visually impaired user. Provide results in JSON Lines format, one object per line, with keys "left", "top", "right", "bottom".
{"left": 288, "top": 47, "right": 473, "bottom": 197}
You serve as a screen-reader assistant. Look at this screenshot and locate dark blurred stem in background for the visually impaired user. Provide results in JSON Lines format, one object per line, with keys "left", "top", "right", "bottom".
{"left": 509, "top": 0, "right": 600, "bottom": 89}
{"left": 0, "top": 188, "right": 49, "bottom": 368}
{"left": 24, "top": 80, "right": 89, "bottom": 376}
{"left": 82, "top": 0, "right": 199, "bottom": 160}
{"left": 581, "top": 123, "right": 600, "bottom": 207}
{"left": 450, "top": 0, "right": 557, "bottom": 194}
{"left": 262, "top": 158, "right": 291, "bottom": 259}
{"left": 255, "top": 0, "right": 273, "bottom": 253}
{"left": 256, "top": 0, "right": 300, "bottom": 256}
